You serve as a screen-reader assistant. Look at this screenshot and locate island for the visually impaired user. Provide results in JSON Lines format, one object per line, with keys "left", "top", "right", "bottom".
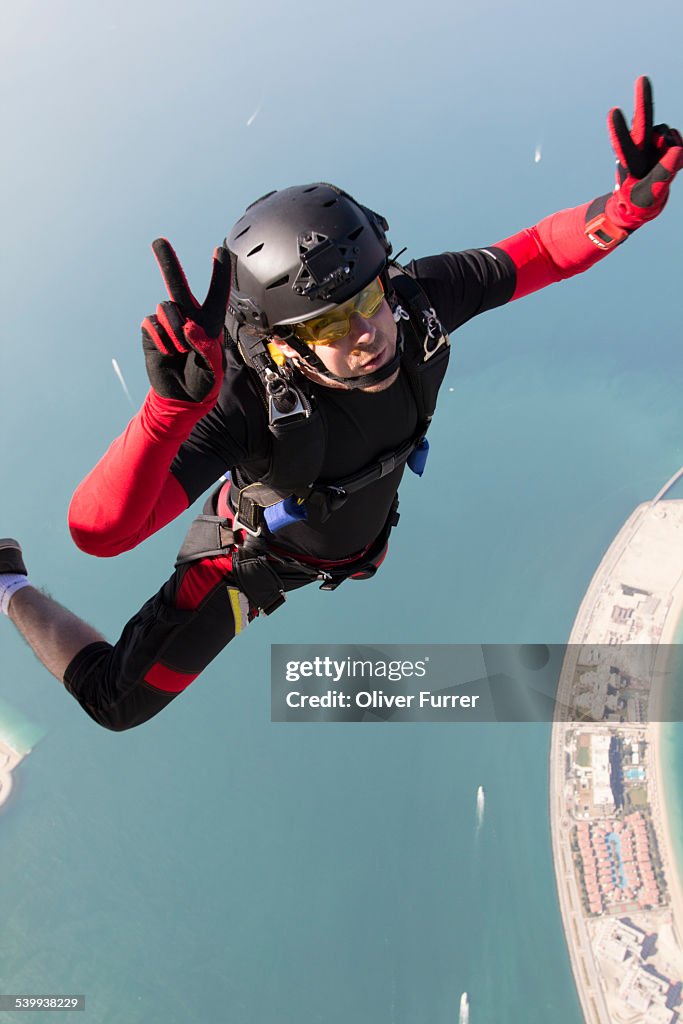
{"left": 550, "top": 467, "right": 683, "bottom": 1024}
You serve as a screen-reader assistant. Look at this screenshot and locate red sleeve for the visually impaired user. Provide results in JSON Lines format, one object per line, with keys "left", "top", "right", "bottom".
{"left": 68, "top": 389, "right": 210, "bottom": 557}
{"left": 494, "top": 197, "right": 612, "bottom": 301}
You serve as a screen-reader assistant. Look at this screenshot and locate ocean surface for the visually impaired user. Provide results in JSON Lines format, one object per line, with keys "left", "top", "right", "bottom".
{"left": 3, "top": 346, "right": 682, "bottom": 1024}
{"left": 2, "top": 3, "right": 683, "bottom": 1022}
{"left": 658, "top": 621, "right": 683, "bottom": 927}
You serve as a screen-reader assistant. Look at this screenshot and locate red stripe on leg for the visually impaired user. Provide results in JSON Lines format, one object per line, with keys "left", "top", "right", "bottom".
{"left": 176, "top": 555, "right": 233, "bottom": 610}
{"left": 145, "top": 662, "right": 198, "bottom": 693}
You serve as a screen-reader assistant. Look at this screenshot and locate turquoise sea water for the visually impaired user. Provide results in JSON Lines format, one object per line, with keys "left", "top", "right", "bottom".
{"left": 2, "top": 3, "right": 683, "bottom": 1022}
{"left": 0, "top": 697, "right": 45, "bottom": 756}
{"left": 658, "top": 619, "right": 683, "bottom": 914}
{"left": 3, "top": 351, "right": 681, "bottom": 1023}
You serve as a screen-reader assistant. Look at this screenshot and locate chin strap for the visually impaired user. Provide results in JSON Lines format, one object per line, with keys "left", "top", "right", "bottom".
{"left": 276, "top": 324, "right": 403, "bottom": 390}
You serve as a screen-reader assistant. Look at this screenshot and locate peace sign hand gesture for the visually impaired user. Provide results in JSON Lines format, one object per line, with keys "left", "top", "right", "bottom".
{"left": 141, "top": 239, "right": 231, "bottom": 404}
{"left": 606, "top": 76, "right": 683, "bottom": 231}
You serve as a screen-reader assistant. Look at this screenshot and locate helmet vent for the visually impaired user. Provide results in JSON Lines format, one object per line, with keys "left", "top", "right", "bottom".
{"left": 266, "top": 275, "right": 290, "bottom": 290}
{"left": 226, "top": 184, "right": 390, "bottom": 328}
{"left": 246, "top": 190, "right": 276, "bottom": 211}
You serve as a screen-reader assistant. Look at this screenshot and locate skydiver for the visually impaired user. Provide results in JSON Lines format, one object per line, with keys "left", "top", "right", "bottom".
{"left": 1, "top": 76, "right": 681, "bottom": 730}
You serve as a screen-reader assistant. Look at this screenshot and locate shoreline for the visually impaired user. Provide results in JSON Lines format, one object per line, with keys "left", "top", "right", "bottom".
{"left": 651, "top": 603, "right": 683, "bottom": 951}
{"left": 550, "top": 492, "right": 683, "bottom": 1024}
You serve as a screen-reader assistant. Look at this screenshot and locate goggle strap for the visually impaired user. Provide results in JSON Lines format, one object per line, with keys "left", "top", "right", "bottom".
{"left": 282, "top": 332, "right": 331, "bottom": 375}
{"left": 282, "top": 337, "right": 402, "bottom": 391}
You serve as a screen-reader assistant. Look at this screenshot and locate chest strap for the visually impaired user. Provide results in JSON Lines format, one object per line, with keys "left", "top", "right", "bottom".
{"left": 232, "top": 433, "right": 428, "bottom": 535}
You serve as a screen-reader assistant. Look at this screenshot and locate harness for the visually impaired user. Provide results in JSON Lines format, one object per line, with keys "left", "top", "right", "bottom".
{"left": 175, "top": 264, "right": 450, "bottom": 613}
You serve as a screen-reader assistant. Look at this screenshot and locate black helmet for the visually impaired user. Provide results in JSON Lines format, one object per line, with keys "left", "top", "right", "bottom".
{"left": 226, "top": 183, "right": 391, "bottom": 332}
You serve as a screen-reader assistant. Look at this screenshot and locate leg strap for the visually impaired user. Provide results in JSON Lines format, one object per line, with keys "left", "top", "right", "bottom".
{"left": 231, "top": 550, "right": 286, "bottom": 616}
{"left": 175, "top": 516, "right": 236, "bottom": 567}
{"left": 174, "top": 486, "right": 289, "bottom": 615}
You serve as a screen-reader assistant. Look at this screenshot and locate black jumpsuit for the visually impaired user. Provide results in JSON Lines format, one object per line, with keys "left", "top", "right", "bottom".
{"left": 63, "top": 250, "right": 516, "bottom": 730}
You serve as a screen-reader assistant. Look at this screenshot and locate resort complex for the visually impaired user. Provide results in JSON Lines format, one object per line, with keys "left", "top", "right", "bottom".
{"left": 550, "top": 469, "right": 683, "bottom": 1024}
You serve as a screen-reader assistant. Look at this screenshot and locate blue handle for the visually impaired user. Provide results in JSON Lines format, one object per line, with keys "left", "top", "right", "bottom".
{"left": 264, "top": 495, "right": 309, "bottom": 533}
{"left": 407, "top": 437, "right": 429, "bottom": 477}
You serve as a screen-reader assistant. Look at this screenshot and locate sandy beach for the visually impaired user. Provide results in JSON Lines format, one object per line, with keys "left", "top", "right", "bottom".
{"left": 650, "top": 590, "right": 683, "bottom": 951}
{"left": 549, "top": 491, "right": 683, "bottom": 1023}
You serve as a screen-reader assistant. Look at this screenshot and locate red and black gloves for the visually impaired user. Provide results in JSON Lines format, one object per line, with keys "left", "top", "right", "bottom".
{"left": 586, "top": 76, "right": 683, "bottom": 250}
{"left": 142, "top": 240, "right": 231, "bottom": 404}
{"left": 69, "top": 239, "right": 231, "bottom": 557}
{"left": 499, "top": 75, "right": 681, "bottom": 298}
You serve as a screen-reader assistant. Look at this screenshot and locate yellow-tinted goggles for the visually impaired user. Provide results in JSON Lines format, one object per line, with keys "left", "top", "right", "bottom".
{"left": 291, "top": 278, "right": 385, "bottom": 345}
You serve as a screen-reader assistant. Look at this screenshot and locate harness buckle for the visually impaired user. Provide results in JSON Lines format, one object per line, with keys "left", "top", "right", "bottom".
{"left": 233, "top": 492, "right": 263, "bottom": 537}
{"left": 378, "top": 452, "right": 397, "bottom": 477}
{"left": 322, "top": 486, "right": 348, "bottom": 513}
{"left": 231, "top": 515, "right": 261, "bottom": 538}
{"left": 265, "top": 371, "right": 312, "bottom": 424}
{"left": 318, "top": 569, "right": 339, "bottom": 591}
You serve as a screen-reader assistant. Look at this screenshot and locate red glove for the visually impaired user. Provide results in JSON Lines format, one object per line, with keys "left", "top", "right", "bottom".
{"left": 587, "top": 76, "right": 683, "bottom": 248}
{"left": 142, "top": 239, "right": 231, "bottom": 404}
{"left": 69, "top": 241, "right": 231, "bottom": 556}
{"left": 498, "top": 76, "right": 682, "bottom": 298}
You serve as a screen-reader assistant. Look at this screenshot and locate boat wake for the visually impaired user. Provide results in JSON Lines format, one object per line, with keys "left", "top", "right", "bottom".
{"left": 459, "top": 991, "right": 469, "bottom": 1024}
{"left": 475, "top": 785, "right": 485, "bottom": 831}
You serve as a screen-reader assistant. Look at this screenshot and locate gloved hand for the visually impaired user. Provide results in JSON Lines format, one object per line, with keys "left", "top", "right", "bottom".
{"left": 142, "top": 239, "right": 231, "bottom": 403}
{"left": 604, "top": 76, "right": 683, "bottom": 233}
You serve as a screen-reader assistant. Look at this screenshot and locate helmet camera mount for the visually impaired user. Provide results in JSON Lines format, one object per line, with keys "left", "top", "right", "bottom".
{"left": 293, "top": 233, "right": 356, "bottom": 300}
